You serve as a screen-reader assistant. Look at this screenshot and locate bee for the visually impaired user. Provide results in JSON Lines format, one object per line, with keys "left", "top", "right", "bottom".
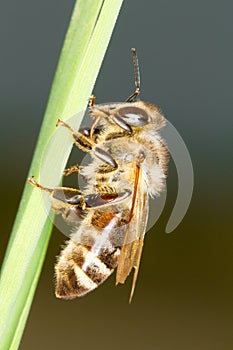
{"left": 29, "top": 48, "right": 169, "bottom": 302}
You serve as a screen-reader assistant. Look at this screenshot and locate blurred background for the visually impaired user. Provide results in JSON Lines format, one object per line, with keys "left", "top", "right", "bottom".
{"left": 0, "top": 0, "right": 232, "bottom": 349}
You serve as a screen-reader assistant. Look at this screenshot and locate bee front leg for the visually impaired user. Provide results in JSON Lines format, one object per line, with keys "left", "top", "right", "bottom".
{"left": 57, "top": 119, "right": 119, "bottom": 172}
{"left": 56, "top": 119, "right": 94, "bottom": 153}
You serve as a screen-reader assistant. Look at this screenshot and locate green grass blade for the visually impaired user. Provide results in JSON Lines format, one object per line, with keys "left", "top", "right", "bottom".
{"left": 0, "top": 0, "right": 124, "bottom": 349}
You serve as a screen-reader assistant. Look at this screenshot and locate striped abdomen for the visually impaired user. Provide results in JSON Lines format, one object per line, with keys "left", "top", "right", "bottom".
{"left": 55, "top": 240, "right": 120, "bottom": 299}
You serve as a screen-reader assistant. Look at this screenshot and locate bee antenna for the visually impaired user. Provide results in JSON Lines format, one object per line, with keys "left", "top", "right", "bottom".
{"left": 132, "top": 48, "right": 140, "bottom": 91}
{"left": 125, "top": 48, "right": 141, "bottom": 102}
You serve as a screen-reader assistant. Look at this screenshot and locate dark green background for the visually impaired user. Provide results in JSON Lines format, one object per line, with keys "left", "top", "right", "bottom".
{"left": 1, "top": 1, "right": 232, "bottom": 349}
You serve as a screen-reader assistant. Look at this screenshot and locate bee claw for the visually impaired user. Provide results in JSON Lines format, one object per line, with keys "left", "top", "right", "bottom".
{"left": 56, "top": 118, "right": 63, "bottom": 127}
{"left": 28, "top": 176, "right": 36, "bottom": 185}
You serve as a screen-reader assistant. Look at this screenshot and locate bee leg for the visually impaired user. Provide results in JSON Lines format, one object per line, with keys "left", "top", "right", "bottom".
{"left": 89, "top": 94, "right": 96, "bottom": 107}
{"left": 88, "top": 95, "right": 102, "bottom": 139}
{"left": 89, "top": 116, "right": 100, "bottom": 140}
{"left": 29, "top": 176, "right": 130, "bottom": 211}
{"left": 56, "top": 119, "right": 94, "bottom": 153}
{"left": 57, "top": 119, "right": 119, "bottom": 171}
{"left": 63, "top": 165, "right": 81, "bottom": 176}
{"left": 95, "top": 184, "right": 117, "bottom": 195}
{"left": 57, "top": 119, "right": 118, "bottom": 171}
{"left": 28, "top": 176, "right": 53, "bottom": 193}
{"left": 28, "top": 177, "right": 87, "bottom": 220}
{"left": 28, "top": 176, "right": 82, "bottom": 196}
{"left": 125, "top": 48, "right": 141, "bottom": 103}
{"left": 84, "top": 188, "right": 132, "bottom": 209}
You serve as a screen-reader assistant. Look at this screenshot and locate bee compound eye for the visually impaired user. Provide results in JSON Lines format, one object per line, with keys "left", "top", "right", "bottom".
{"left": 118, "top": 107, "right": 149, "bottom": 127}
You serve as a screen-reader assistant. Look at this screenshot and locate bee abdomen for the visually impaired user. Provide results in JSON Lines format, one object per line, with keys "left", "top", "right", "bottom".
{"left": 55, "top": 240, "right": 119, "bottom": 299}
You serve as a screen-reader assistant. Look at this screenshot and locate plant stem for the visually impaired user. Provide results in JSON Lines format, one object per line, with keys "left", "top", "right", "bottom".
{"left": 0, "top": 1, "right": 124, "bottom": 349}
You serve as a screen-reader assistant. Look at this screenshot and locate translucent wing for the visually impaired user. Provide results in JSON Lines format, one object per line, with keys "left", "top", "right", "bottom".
{"left": 116, "top": 163, "right": 149, "bottom": 302}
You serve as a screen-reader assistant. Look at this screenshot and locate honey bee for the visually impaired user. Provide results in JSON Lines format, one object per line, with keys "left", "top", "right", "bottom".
{"left": 29, "top": 48, "right": 169, "bottom": 302}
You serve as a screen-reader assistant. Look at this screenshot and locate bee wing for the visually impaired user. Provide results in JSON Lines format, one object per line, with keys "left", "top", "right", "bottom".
{"left": 129, "top": 191, "right": 149, "bottom": 303}
{"left": 116, "top": 164, "right": 149, "bottom": 302}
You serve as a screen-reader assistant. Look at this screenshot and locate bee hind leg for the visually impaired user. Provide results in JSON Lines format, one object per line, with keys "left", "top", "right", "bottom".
{"left": 28, "top": 177, "right": 130, "bottom": 218}
{"left": 28, "top": 177, "right": 87, "bottom": 220}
